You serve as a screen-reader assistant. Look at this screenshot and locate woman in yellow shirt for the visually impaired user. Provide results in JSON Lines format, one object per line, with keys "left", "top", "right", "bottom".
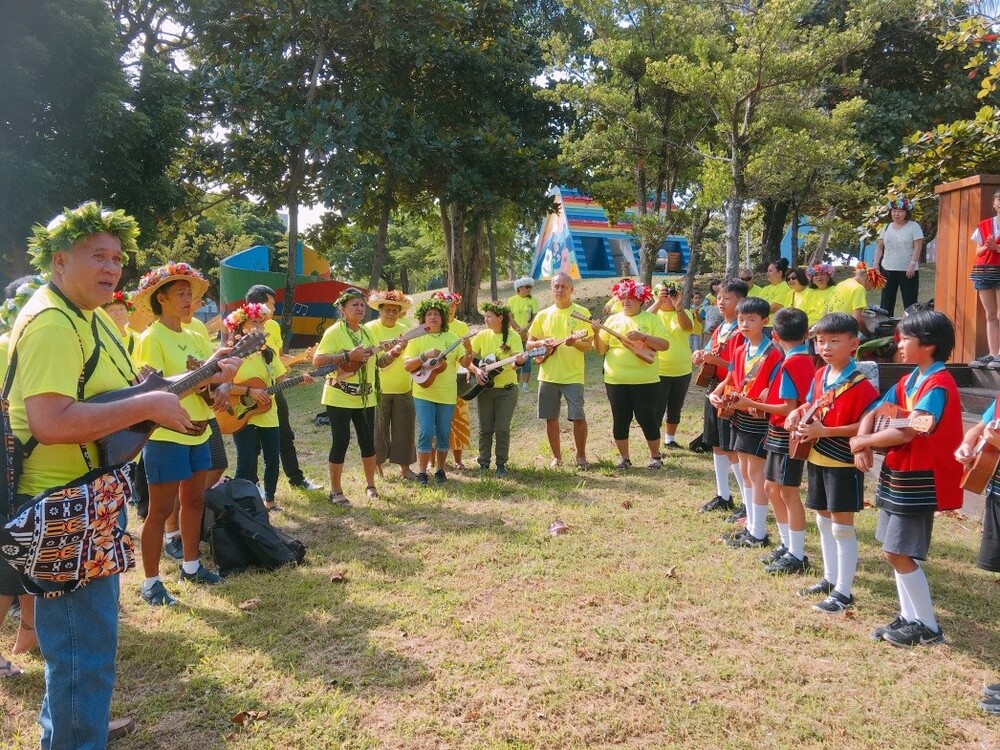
{"left": 592, "top": 279, "right": 670, "bottom": 469}
{"left": 134, "top": 263, "right": 237, "bottom": 605}
{"left": 404, "top": 298, "right": 471, "bottom": 484}
{"left": 432, "top": 290, "right": 474, "bottom": 469}
{"left": 804, "top": 263, "right": 837, "bottom": 325}
{"left": 648, "top": 282, "right": 693, "bottom": 451}
{"left": 101, "top": 290, "right": 137, "bottom": 355}
{"left": 758, "top": 258, "right": 794, "bottom": 312}
{"left": 468, "top": 301, "right": 526, "bottom": 476}
{"left": 313, "top": 288, "right": 379, "bottom": 504}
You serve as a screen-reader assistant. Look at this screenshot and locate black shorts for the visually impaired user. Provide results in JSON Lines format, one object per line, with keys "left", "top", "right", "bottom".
{"left": 207, "top": 418, "right": 228, "bottom": 471}
{"left": 805, "top": 462, "right": 865, "bottom": 513}
{"left": 764, "top": 451, "right": 805, "bottom": 487}
{"left": 732, "top": 428, "right": 767, "bottom": 458}
{"left": 702, "top": 396, "right": 735, "bottom": 450}
{"left": 978, "top": 488, "right": 1000, "bottom": 572}
{"left": 0, "top": 559, "right": 26, "bottom": 596}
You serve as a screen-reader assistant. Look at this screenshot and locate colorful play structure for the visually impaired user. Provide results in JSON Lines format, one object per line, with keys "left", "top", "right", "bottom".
{"left": 531, "top": 187, "right": 690, "bottom": 281}
{"left": 219, "top": 243, "right": 351, "bottom": 343}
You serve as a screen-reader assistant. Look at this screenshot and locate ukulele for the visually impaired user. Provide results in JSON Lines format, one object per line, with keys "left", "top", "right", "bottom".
{"left": 280, "top": 344, "right": 318, "bottom": 368}
{"left": 716, "top": 384, "right": 740, "bottom": 418}
{"left": 461, "top": 347, "right": 547, "bottom": 401}
{"left": 569, "top": 311, "right": 656, "bottom": 364}
{"left": 335, "top": 324, "right": 427, "bottom": 375}
{"left": 960, "top": 418, "right": 1000, "bottom": 494}
{"left": 787, "top": 390, "right": 835, "bottom": 461}
{"left": 694, "top": 340, "right": 723, "bottom": 388}
{"left": 88, "top": 330, "right": 267, "bottom": 466}
{"left": 868, "top": 403, "right": 935, "bottom": 455}
{"left": 216, "top": 363, "right": 338, "bottom": 434}
{"left": 533, "top": 329, "right": 588, "bottom": 365}
{"left": 410, "top": 331, "right": 477, "bottom": 388}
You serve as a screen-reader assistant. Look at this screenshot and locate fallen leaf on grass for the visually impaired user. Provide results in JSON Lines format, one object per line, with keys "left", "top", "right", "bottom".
{"left": 621, "top": 499, "right": 633, "bottom": 509}
{"left": 936, "top": 509, "right": 968, "bottom": 521}
{"left": 843, "top": 610, "right": 855, "bottom": 619}
{"left": 665, "top": 565, "right": 677, "bottom": 579}
{"left": 548, "top": 519, "right": 572, "bottom": 536}
{"left": 237, "top": 598, "right": 260, "bottom": 611}
{"left": 330, "top": 570, "right": 349, "bottom": 583}
{"left": 230, "top": 710, "right": 269, "bottom": 727}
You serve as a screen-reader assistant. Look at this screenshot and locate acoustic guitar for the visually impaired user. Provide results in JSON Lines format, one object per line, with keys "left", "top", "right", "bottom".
{"left": 335, "top": 324, "right": 427, "bottom": 375}
{"left": 533, "top": 329, "right": 588, "bottom": 365}
{"left": 569, "top": 311, "right": 656, "bottom": 364}
{"left": 216, "top": 363, "right": 338, "bottom": 434}
{"left": 89, "top": 330, "right": 267, "bottom": 466}
{"left": 461, "top": 347, "right": 547, "bottom": 401}
{"left": 410, "top": 331, "right": 477, "bottom": 388}
{"left": 787, "top": 390, "right": 835, "bottom": 461}
{"left": 960, "top": 418, "right": 1000, "bottom": 494}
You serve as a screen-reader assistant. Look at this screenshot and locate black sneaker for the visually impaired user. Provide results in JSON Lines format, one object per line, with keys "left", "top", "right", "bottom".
{"left": 615, "top": 458, "right": 632, "bottom": 470}
{"left": 971, "top": 354, "right": 995, "bottom": 368}
{"left": 435, "top": 469, "right": 447, "bottom": 484}
{"left": 797, "top": 578, "right": 834, "bottom": 597}
{"left": 871, "top": 615, "right": 908, "bottom": 642}
{"left": 140, "top": 580, "right": 177, "bottom": 606}
{"left": 761, "top": 544, "right": 788, "bottom": 565}
{"left": 662, "top": 441, "right": 683, "bottom": 451}
{"left": 725, "top": 505, "right": 747, "bottom": 524}
{"left": 417, "top": 472, "right": 428, "bottom": 486}
{"left": 979, "top": 697, "right": 1000, "bottom": 715}
{"left": 984, "top": 683, "right": 1000, "bottom": 700}
{"left": 725, "top": 530, "right": 770, "bottom": 548}
{"left": 496, "top": 465, "right": 508, "bottom": 477}
{"left": 179, "top": 564, "right": 222, "bottom": 585}
{"left": 766, "top": 552, "right": 810, "bottom": 575}
{"left": 698, "top": 495, "right": 734, "bottom": 513}
{"left": 163, "top": 536, "right": 183, "bottom": 561}
{"left": 883, "top": 620, "right": 945, "bottom": 647}
{"left": 812, "top": 591, "right": 854, "bottom": 614}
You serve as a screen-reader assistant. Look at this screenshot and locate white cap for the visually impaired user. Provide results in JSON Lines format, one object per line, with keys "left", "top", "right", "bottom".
{"left": 514, "top": 276, "right": 534, "bottom": 289}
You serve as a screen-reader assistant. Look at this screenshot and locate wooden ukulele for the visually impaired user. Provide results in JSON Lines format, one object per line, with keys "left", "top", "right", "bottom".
{"left": 695, "top": 340, "right": 723, "bottom": 387}
{"left": 961, "top": 418, "right": 1000, "bottom": 494}
{"left": 716, "top": 385, "right": 740, "bottom": 418}
{"left": 868, "top": 403, "right": 935, "bottom": 455}
{"left": 88, "top": 330, "right": 267, "bottom": 466}
{"left": 461, "top": 346, "right": 547, "bottom": 401}
{"left": 533, "top": 329, "right": 588, "bottom": 365}
{"left": 788, "top": 390, "right": 835, "bottom": 461}
{"left": 410, "top": 331, "right": 477, "bottom": 388}
{"left": 280, "top": 344, "right": 318, "bottom": 368}
{"left": 336, "top": 324, "right": 427, "bottom": 375}
{"left": 216, "top": 363, "right": 338, "bottom": 434}
{"left": 569, "top": 311, "right": 656, "bottom": 364}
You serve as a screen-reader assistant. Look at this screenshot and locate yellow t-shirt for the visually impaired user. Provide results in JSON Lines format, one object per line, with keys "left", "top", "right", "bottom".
{"left": 748, "top": 284, "right": 767, "bottom": 298}
{"left": 506, "top": 295, "right": 539, "bottom": 330}
{"left": 528, "top": 303, "right": 591, "bottom": 385}
{"left": 655, "top": 311, "right": 693, "bottom": 377}
{"left": 405, "top": 331, "right": 462, "bottom": 404}
{"left": 0, "top": 332, "right": 10, "bottom": 383}
{"left": 134, "top": 320, "right": 215, "bottom": 445}
{"left": 758, "top": 282, "right": 794, "bottom": 309}
{"left": 365, "top": 317, "right": 414, "bottom": 395}
{"left": 7, "top": 285, "right": 139, "bottom": 495}
{"left": 317, "top": 321, "right": 378, "bottom": 409}
{"left": 233, "top": 351, "right": 287, "bottom": 428}
{"left": 471, "top": 328, "right": 524, "bottom": 388}
{"left": 802, "top": 286, "right": 835, "bottom": 326}
{"left": 687, "top": 307, "right": 704, "bottom": 335}
{"left": 600, "top": 311, "right": 667, "bottom": 385}
{"left": 605, "top": 297, "right": 623, "bottom": 315}
{"left": 184, "top": 316, "right": 213, "bottom": 345}
{"left": 827, "top": 278, "right": 867, "bottom": 315}
{"left": 264, "top": 318, "right": 283, "bottom": 355}
{"left": 449, "top": 317, "right": 470, "bottom": 338}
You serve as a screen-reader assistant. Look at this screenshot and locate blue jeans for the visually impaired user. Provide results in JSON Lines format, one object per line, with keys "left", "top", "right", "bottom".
{"left": 36, "top": 574, "right": 120, "bottom": 749}
{"left": 234, "top": 424, "right": 280, "bottom": 500}
{"left": 414, "top": 398, "right": 455, "bottom": 454}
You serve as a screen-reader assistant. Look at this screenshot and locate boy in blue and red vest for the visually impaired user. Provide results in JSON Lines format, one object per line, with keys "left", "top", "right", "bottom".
{"left": 851, "top": 311, "right": 964, "bottom": 646}
{"left": 786, "top": 313, "right": 879, "bottom": 614}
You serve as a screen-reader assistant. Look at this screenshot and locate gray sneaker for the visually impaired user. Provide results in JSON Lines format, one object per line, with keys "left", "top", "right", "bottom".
{"left": 141, "top": 580, "right": 177, "bottom": 606}
{"left": 979, "top": 696, "right": 1000, "bottom": 715}
{"left": 179, "top": 564, "right": 222, "bottom": 585}
{"left": 163, "top": 537, "right": 183, "bottom": 561}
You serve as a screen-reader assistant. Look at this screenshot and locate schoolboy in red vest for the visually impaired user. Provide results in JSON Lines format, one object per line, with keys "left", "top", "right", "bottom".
{"left": 693, "top": 278, "right": 750, "bottom": 515}
{"left": 729, "top": 306, "right": 816, "bottom": 572}
{"left": 786, "top": 313, "right": 878, "bottom": 613}
{"left": 851, "top": 311, "right": 963, "bottom": 646}
{"left": 710, "top": 297, "right": 784, "bottom": 547}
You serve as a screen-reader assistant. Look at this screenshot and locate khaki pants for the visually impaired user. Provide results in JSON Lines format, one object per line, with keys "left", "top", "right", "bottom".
{"left": 476, "top": 386, "right": 519, "bottom": 467}
{"left": 375, "top": 392, "right": 416, "bottom": 465}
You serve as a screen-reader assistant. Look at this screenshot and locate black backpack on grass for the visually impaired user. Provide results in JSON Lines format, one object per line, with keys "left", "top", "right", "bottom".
{"left": 201, "top": 479, "right": 305, "bottom": 577}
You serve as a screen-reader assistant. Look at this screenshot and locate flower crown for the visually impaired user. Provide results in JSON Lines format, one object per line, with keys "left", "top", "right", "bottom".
{"left": 416, "top": 298, "right": 451, "bottom": 320}
{"left": 28, "top": 202, "right": 139, "bottom": 272}
{"left": 0, "top": 276, "right": 46, "bottom": 334}
{"left": 105, "top": 290, "right": 135, "bottom": 313}
{"left": 887, "top": 198, "right": 913, "bottom": 212}
{"left": 806, "top": 263, "right": 834, "bottom": 278}
{"left": 480, "top": 300, "right": 510, "bottom": 316}
{"left": 136, "top": 262, "right": 207, "bottom": 296}
{"left": 432, "top": 290, "right": 463, "bottom": 304}
{"left": 335, "top": 287, "right": 366, "bottom": 307}
{"left": 224, "top": 303, "right": 271, "bottom": 331}
{"left": 611, "top": 278, "right": 653, "bottom": 304}
{"left": 856, "top": 261, "right": 888, "bottom": 289}
{"left": 369, "top": 289, "right": 412, "bottom": 310}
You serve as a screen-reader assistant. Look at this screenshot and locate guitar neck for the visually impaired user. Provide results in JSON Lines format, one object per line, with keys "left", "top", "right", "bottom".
{"left": 268, "top": 375, "right": 306, "bottom": 396}
{"left": 168, "top": 360, "right": 222, "bottom": 397}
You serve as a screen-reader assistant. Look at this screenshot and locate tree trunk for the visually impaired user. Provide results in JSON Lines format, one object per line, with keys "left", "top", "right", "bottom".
{"left": 724, "top": 195, "right": 743, "bottom": 280}
{"left": 790, "top": 205, "right": 799, "bottom": 262}
{"left": 683, "top": 208, "right": 711, "bottom": 307}
{"left": 760, "top": 199, "right": 790, "bottom": 265}
{"left": 400, "top": 267, "right": 409, "bottom": 294}
{"left": 507, "top": 248, "right": 515, "bottom": 282}
{"left": 486, "top": 214, "right": 498, "bottom": 301}
{"left": 369, "top": 176, "right": 393, "bottom": 290}
{"left": 808, "top": 206, "right": 837, "bottom": 265}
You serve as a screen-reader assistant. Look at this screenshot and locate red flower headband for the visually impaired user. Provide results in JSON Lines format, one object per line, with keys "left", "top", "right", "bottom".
{"left": 611, "top": 278, "right": 653, "bottom": 304}
{"left": 107, "top": 290, "right": 134, "bottom": 312}
{"left": 855, "top": 262, "right": 887, "bottom": 290}
{"left": 432, "top": 290, "right": 463, "bottom": 304}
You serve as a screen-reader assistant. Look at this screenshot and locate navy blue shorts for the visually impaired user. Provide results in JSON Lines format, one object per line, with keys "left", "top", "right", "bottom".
{"left": 142, "top": 438, "right": 212, "bottom": 484}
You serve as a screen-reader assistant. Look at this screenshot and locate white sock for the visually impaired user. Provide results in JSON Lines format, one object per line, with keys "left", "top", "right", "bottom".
{"left": 181, "top": 560, "right": 200, "bottom": 575}
{"left": 815, "top": 515, "right": 838, "bottom": 584}
{"left": 713, "top": 454, "right": 731, "bottom": 499}
{"left": 894, "top": 570, "right": 916, "bottom": 621}
{"left": 164, "top": 530, "right": 180, "bottom": 542}
{"left": 731, "top": 463, "right": 748, "bottom": 505}
{"left": 899, "top": 566, "right": 938, "bottom": 631}
{"left": 776, "top": 522, "right": 790, "bottom": 549}
{"left": 831, "top": 523, "right": 858, "bottom": 598}
{"left": 143, "top": 576, "right": 160, "bottom": 591}
{"left": 664, "top": 435, "right": 676, "bottom": 444}
{"left": 788, "top": 529, "right": 805, "bottom": 560}
{"left": 749, "top": 503, "right": 768, "bottom": 539}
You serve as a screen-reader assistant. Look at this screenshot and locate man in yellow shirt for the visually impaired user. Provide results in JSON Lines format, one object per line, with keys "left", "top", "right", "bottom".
{"left": 245, "top": 285, "right": 323, "bottom": 491}
{"left": 527, "top": 272, "right": 594, "bottom": 468}
{"left": 827, "top": 263, "right": 886, "bottom": 338}
{"left": 506, "top": 277, "right": 538, "bottom": 393}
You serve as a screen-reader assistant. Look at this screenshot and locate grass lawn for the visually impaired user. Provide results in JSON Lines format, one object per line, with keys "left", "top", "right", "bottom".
{"left": 4, "top": 265, "right": 1000, "bottom": 749}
